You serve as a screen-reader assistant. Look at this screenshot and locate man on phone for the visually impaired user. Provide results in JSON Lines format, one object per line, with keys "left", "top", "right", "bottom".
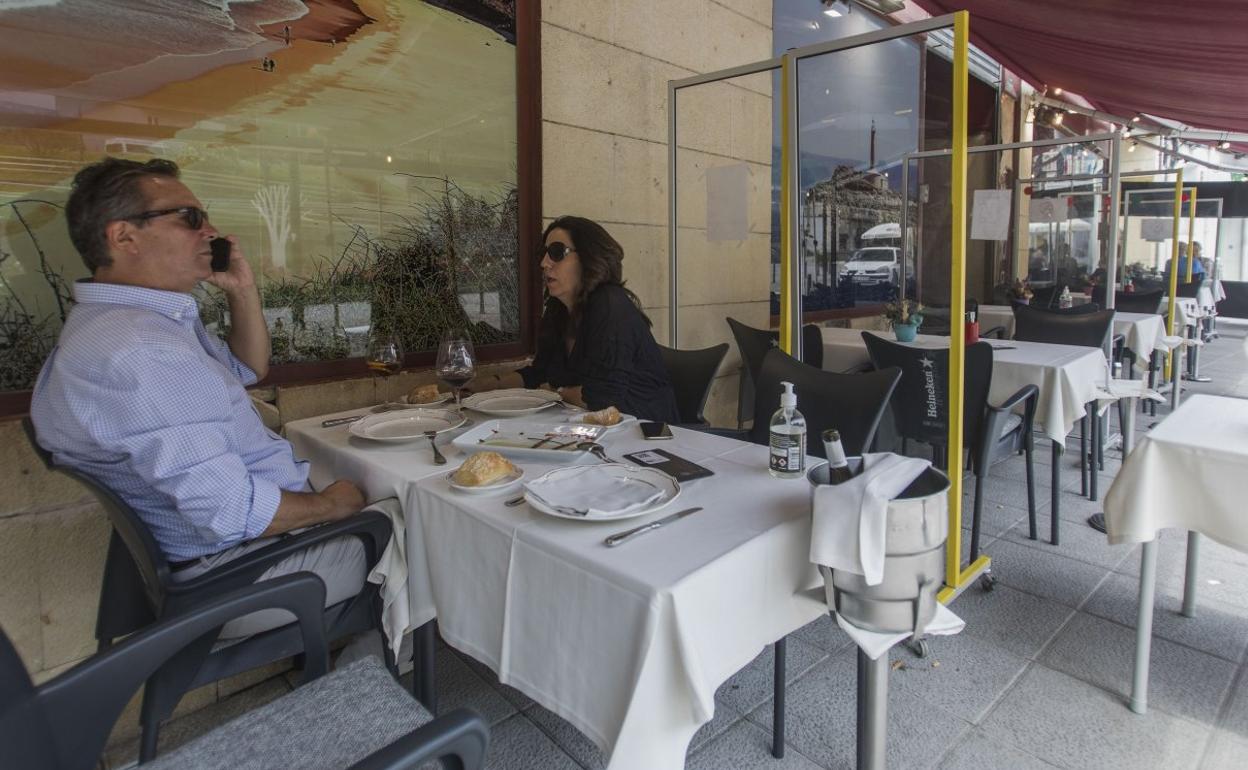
{"left": 30, "top": 157, "right": 369, "bottom": 638}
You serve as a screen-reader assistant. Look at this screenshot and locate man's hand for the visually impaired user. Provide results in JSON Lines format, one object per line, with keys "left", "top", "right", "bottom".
{"left": 205, "top": 236, "right": 257, "bottom": 296}
{"left": 557, "top": 385, "right": 586, "bottom": 407}
{"left": 264, "top": 479, "right": 367, "bottom": 536}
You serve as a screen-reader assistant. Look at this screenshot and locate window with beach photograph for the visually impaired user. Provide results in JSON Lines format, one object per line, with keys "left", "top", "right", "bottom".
{"left": 0, "top": 0, "right": 526, "bottom": 401}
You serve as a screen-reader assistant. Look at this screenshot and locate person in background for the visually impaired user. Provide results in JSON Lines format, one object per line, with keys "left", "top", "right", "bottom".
{"left": 1164, "top": 241, "right": 1207, "bottom": 283}
{"left": 469, "top": 215, "right": 680, "bottom": 424}
{"left": 1193, "top": 241, "right": 1214, "bottom": 277}
{"left": 30, "top": 157, "right": 369, "bottom": 638}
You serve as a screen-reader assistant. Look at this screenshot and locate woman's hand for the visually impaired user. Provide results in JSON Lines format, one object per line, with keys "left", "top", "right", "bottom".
{"left": 557, "top": 385, "right": 586, "bottom": 407}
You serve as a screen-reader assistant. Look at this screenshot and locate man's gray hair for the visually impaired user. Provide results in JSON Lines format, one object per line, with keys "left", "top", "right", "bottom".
{"left": 65, "top": 157, "right": 181, "bottom": 272}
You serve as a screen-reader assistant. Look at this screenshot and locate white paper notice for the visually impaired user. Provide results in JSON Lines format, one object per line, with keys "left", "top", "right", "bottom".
{"left": 706, "top": 163, "right": 749, "bottom": 242}
{"left": 1141, "top": 218, "right": 1172, "bottom": 242}
{"left": 1029, "top": 196, "right": 1067, "bottom": 224}
{"left": 971, "top": 189, "right": 1011, "bottom": 241}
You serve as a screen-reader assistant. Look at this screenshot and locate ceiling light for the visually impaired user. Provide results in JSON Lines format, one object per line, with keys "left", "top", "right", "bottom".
{"left": 1051, "top": 110, "right": 1064, "bottom": 126}
{"left": 1052, "top": 87, "right": 1063, "bottom": 96}
{"left": 1219, "top": 139, "right": 1231, "bottom": 150}
{"left": 1128, "top": 142, "right": 1136, "bottom": 152}
{"left": 385, "top": 155, "right": 393, "bottom": 163}
{"left": 1131, "top": 114, "right": 1142, "bottom": 124}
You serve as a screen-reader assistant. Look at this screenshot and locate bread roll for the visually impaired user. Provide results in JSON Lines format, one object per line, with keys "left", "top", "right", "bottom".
{"left": 452, "top": 451, "right": 517, "bottom": 486}
{"left": 407, "top": 383, "right": 443, "bottom": 404}
{"left": 582, "top": 405, "right": 622, "bottom": 426}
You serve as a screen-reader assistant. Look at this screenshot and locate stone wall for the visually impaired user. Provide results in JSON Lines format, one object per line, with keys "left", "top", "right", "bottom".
{"left": 541, "top": 0, "right": 773, "bottom": 427}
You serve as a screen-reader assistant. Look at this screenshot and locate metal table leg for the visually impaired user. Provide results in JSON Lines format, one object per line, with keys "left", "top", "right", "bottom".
{"left": 1132, "top": 540, "right": 1159, "bottom": 714}
{"left": 1051, "top": 440, "right": 1062, "bottom": 545}
{"left": 857, "top": 648, "right": 889, "bottom": 770}
{"left": 1182, "top": 532, "right": 1201, "bottom": 618}
{"left": 413, "top": 619, "right": 438, "bottom": 714}
{"left": 773, "top": 636, "right": 786, "bottom": 758}
{"left": 1169, "top": 348, "right": 1183, "bottom": 412}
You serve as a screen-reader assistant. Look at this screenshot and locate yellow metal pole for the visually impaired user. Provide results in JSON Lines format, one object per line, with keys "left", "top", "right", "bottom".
{"left": 1185, "top": 188, "right": 1197, "bottom": 282}
{"left": 778, "top": 56, "right": 794, "bottom": 354}
{"left": 938, "top": 9, "right": 986, "bottom": 603}
{"left": 1165, "top": 172, "right": 1183, "bottom": 375}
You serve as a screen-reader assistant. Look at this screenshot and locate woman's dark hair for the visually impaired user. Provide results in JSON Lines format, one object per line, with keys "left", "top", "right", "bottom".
{"left": 540, "top": 215, "right": 649, "bottom": 333}
{"left": 65, "top": 157, "right": 181, "bottom": 272}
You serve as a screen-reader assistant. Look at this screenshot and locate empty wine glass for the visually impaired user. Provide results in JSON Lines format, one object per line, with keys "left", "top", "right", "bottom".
{"left": 436, "top": 329, "right": 476, "bottom": 408}
{"left": 365, "top": 334, "right": 403, "bottom": 379}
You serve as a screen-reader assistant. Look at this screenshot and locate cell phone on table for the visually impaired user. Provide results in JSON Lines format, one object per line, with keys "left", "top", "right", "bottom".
{"left": 639, "top": 421, "right": 673, "bottom": 440}
{"left": 210, "top": 237, "right": 232, "bottom": 272}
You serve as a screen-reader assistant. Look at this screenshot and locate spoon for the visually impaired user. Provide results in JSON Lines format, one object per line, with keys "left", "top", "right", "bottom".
{"left": 577, "top": 442, "right": 617, "bottom": 464}
{"left": 424, "top": 431, "right": 447, "bottom": 465}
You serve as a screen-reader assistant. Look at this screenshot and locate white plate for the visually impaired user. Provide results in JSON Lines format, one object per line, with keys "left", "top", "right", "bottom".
{"left": 349, "top": 408, "right": 466, "bottom": 443}
{"left": 447, "top": 466, "right": 524, "bottom": 495}
{"left": 524, "top": 464, "right": 680, "bottom": 521}
{"left": 401, "top": 392, "right": 453, "bottom": 407}
{"left": 563, "top": 412, "right": 639, "bottom": 433}
{"left": 452, "top": 419, "right": 606, "bottom": 462}
{"left": 463, "top": 388, "right": 562, "bottom": 416}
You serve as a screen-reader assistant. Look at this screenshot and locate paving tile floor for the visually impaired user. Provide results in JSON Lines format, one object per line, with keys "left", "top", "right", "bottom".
{"left": 106, "top": 321, "right": 1248, "bottom": 770}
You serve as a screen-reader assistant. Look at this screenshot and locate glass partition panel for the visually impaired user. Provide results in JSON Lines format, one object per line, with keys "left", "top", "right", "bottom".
{"left": 671, "top": 69, "right": 776, "bottom": 426}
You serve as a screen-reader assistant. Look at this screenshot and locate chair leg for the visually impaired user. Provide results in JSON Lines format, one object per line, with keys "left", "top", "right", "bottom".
{"left": 970, "top": 471, "right": 985, "bottom": 562}
{"left": 773, "top": 635, "right": 786, "bottom": 758}
{"left": 1090, "top": 412, "right": 1100, "bottom": 502}
{"left": 1097, "top": 412, "right": 1105, "bottom": 472}
{"left": 139, "top": 719, "right": 161, "bottom": 763}
{"left": 1025, "top": 443, "right": 1037, "bottom": 540}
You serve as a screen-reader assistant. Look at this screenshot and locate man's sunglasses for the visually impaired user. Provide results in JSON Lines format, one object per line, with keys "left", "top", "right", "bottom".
{"left": 123, "top": 206, "right": 210, "bottom": 230}
{"left": 539, "top": 242, "right": 576, "bottom": 263}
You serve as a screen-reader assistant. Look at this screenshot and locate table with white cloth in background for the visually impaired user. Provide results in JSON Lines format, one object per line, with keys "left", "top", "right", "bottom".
{"left": 288, "top": 410, "right": 826, "bottom": 769}
{"left": 1103, "top": 394, "right": 1248, "bottom": 715}
{"left": 976, "top": 306, "right": 1165, "bottom": 374}
{"left": 821, "top": 327, "right": 1109, "bottom": 543}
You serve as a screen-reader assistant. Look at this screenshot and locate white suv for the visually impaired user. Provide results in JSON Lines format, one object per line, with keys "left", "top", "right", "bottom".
{"left": 839, "top": 247, "right": 902, "bottom": 287}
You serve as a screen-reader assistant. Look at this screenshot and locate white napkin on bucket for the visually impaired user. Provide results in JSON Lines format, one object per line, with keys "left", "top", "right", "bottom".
{"left": 809, "top": 452, "right": 931, "bottom": 586}
{"left": 525, "top": 466, "right": 665, "bottom": 517}
{"left": 835, "top": 603, "right": 966, "bottom": 659}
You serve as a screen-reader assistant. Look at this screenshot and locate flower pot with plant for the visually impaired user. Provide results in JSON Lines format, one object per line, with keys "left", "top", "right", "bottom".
{"left": 883, "top": 299, "right": 923, "bottom": 342}
{"left": 1006, "top": 278, "right": 1034, "bottom": 306}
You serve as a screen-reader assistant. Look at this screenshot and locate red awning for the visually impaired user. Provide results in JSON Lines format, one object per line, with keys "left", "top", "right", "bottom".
{"left": 910, "top": 1, "right": 1248, "bottom": 134}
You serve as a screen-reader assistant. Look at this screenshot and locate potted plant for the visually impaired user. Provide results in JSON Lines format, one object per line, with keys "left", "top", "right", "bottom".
{"left": 1007, "top": 278, "right": 1034, "bottom": 306}
{"left": 883, "top": 299, "right": 923, "bottom": 342}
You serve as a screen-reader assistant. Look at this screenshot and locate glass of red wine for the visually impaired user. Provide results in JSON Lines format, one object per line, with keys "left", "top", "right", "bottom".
{"left": 436, "top": 329, "right": 476, "bottom": 409}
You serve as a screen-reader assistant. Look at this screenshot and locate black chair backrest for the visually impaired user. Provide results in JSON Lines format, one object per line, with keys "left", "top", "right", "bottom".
{"left": 862, "top": 334, "right": 993, "bottom": 452}
{"left": 1030, "top": 285, "right": 1059, "bottom": 309}
{"left": 658, "top": 343, "right": 728, "bottom": 425}
{"left": 0, "top": 628, "right": 59, "bottom": 768}
{"left": 1114, "top": 289, "right": 1164, "bottom": 314}
{"left": 22, "top": 417, "right": 167, "bottom": 634}
{"left": 1012, "top": 303, "right": 1115, "bottom": 349}
{"left": 801, "top": 323, "right": 824, "bottom": 370}
{"left": 1174, "top": 279, "right": 1204, "bottom": 298}
{"left": 747, "top": 348, "right": 901, "bottom": 457}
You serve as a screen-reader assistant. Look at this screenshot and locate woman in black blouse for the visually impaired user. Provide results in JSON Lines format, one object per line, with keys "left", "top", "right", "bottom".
{"left": 471, "top": 216, "right": 679, "bottom": 424}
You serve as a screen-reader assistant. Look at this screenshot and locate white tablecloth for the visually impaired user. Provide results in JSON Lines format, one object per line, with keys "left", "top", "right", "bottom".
{"left": 288, "top": 412, "right": 826, "bottom": 769}
{"left": 1104, "top": 394, "right": 1248, "bottom": 551}
{"left": 977, "top": 306, "right": 1164, "bottom": 370}
{"left": 820, "top": 327, "right": 1107, "bottom": 443}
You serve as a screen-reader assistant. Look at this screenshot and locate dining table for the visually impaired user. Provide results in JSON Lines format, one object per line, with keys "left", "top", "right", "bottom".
{"left": 976, "top": 306, "right": 1166, "bottom": 374}
{"left": 285, "top": 404, "right": 827, "bottom": 770}
{"left": 1103, "top": 394, "right": 1248, "bottom": 715}
{"left": 820, "top": 327, "right": 1109, "bottom": 544}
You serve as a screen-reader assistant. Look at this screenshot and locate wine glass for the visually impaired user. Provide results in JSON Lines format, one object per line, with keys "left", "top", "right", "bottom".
{"left": 365, "top": 334, "right": 403, "bottom": 379}
{"left": 436, "top": 329, "right": 476, "bottom": 409}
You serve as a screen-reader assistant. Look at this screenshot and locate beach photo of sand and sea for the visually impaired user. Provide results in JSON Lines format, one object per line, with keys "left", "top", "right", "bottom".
{"left": 0, "top": 0, "right": 521, "bottom": 387}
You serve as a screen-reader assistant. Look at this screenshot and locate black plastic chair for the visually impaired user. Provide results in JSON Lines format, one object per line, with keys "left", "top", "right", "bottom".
{"left": 1030, "top": 285, "right": 1059, "bottom": 309}
{"left": 0, "top": 574, "right": 489, "bottom": 770}
{"left": 1012, "top": 303, "right": 1115, "bottom": 349}
{"left": 1030, "top": 302, "right": 1102, "bottom": 316}
{"left": 658, "top": 342, "right": 729, "bottom": 426}
{"left": 726, "top": 318, "right": 824, "bottom": 428}
{"left": 1174, "top": 279, "right": 1206, "bottom": 299}
{"left": 22, "top": 418, "right": 397, "bottom": 763}
{"left": 745, "top": 346, "right": 900, "bottom": 760}
{"left": 862, "top": 335, "right": 1039, "bottom": 564}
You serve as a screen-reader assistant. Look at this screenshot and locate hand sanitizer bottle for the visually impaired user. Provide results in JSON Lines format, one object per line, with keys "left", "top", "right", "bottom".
{"left": 769, "top": 381, "right": 806, "bottom": 479}
{"left": 1059, "top": 285, "right": 1073, "bottom": 309}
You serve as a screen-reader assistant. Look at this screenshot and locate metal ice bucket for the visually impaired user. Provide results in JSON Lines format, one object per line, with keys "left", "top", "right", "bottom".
{"left": 809, "top": 459, "right": 951, "bottom": 634}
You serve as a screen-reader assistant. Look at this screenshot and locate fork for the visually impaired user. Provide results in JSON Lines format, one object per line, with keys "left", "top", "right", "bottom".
{"left": 424, "top": 431, "right": 447, "bottom": 465}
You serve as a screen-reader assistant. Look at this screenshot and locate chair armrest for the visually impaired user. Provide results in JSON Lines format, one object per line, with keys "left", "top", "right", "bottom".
{"left": 169, "top": 511, "right": 392, "bottom": 604}
{"left": 981, "top": 325, "right": 1007, "bottom": 339}
{"left": 35, "top": 574, "right": 331, "bottom": 767}
{"left": 349, "top": 708, "right": 490, "bottom": 770}
{"left": 985, "top": 384, "right": 1040, "bottom": 442}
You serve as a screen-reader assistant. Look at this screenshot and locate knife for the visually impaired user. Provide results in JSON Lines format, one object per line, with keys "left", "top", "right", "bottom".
{"left": 322, "top": 415, "right": 364, "bottom": 428}
{"left": 604, "top": 507, "right": 703, "bottom": 548}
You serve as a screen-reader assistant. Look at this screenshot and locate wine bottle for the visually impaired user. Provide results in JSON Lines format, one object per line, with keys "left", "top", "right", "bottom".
{"left": 821, "top": 429, "right": 856, "bottom": 485}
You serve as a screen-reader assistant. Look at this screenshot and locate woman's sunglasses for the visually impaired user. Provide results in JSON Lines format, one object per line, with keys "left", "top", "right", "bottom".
{"left": 123, "top": 206, "right": 211, "bottom": 230}
{"left": 539, "top": 242, "right": 576, "bottom": 262}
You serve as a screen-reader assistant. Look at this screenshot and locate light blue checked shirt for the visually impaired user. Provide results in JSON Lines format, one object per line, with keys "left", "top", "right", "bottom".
{"left": 31, "top": 281, "right": 309, "bottom": 561}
